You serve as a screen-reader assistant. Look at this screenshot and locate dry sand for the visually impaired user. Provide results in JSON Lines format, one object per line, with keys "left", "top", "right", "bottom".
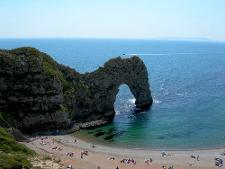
{"left": 22, "top": 134, "right": 225, "bottom": 169}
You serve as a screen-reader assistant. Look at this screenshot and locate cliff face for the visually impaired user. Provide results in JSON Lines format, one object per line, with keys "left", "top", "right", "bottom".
{"left": 0, "top": 47, "right": 152, "bottom": 132}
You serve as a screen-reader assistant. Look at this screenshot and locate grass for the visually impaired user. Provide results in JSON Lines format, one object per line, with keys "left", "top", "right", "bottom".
{"left": 9, "top": 47, "right": 70, "bottom": 91}
{"left": 0, "top": 153, "right": 32, "bottom": 169}
{"left": 42, "top": 53, "right": 77, "bottom": 96}
{"left": 10, "top": 47, "right": 40, "bottom": 58}
{"left": 42, "top": 53, "right": 68, "bottom": 86}
{"left": 0, "top": 127, "right": 35, "bottom": 169}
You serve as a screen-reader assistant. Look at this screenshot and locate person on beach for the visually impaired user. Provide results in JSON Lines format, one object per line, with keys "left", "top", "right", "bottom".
{"left": 197, "top": 155, "right": 200, "bottom": 161}
{"left": 52, "top": 146, "right": 57, "bottom": 150}
{"left": 221, "top": 151, "right": 225, "bottom": 156}
{"left": 120, "top": 158, "right": 136, "bottom": 165}
{"left": 161, "top": 151, "right": 167, "bottom": 157}
{"left": 40, "top": 141, "right": 47, "bottom": 145}
{"left": 67, "top": 152, "right": 74, "bottom": 157}
{"left": 191, "top": 154, "right": 196, "bottom": 159}
{"left": 108, "top": 157, "right": 115, "bottom": 160}
{"left": 150, "top": 158, "right": 153, "bottom": 162}
{"left": 80, "top": 150, "right": 88, "bottom": 159}
{"left": 191, "top": 154, "right": 200, "bottom": 161}
{"left": 215, "top": 158, "right": 223, "bottom": 167}
{"left": 144, "top": 158, "right": 153, "bottom": 165}
{"left": 66, "top": 164, "right": 74, "bottom": 169}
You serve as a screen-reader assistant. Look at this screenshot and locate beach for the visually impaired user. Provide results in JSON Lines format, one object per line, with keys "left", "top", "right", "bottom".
{"left": 22, "top": 134, "right": 225, "bottom": 169}
{"left": 1, "top": 1, "right": 225, "bottom": 168}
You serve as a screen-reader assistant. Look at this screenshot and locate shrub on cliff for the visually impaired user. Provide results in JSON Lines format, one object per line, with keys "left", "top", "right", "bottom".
{"left": 0, "top": 127, "right": 35, "bottom": 169}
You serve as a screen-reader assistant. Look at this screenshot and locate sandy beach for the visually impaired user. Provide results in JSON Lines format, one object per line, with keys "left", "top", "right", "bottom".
{"left": 22, "top": 134, "right": 225, "bottom": 169}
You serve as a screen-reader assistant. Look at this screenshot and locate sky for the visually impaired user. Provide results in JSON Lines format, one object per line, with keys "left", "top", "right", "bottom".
{"left": 0, "top": 0, "right": 225, "bottom": 41}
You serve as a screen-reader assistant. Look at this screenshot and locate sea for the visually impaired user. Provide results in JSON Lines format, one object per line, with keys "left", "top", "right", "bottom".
{"left": 1, "top": 38, "right": 225, "bottom": 150}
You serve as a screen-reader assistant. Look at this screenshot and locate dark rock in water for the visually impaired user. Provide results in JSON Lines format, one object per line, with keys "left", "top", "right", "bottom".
{"left": 104, "top": 135, "right": 115, "bottom": 140}
{"left": 88, "top": 131, "right": 94, "bottom": 134}
{"left": 0, "top": 47, "right": 153, "bottom": 133}
{"left": 107, "top": 139, "right": 114, "bottom": 142}
{"left": 170, "top": 130, "right": 192, "bottom": 139}
{"left": 158, "top": 136, "right": 166, "bottom": 140}
{"left": 104, "top": 130, "right": 126, "bottom": 140}
{"left": 107, "top": 128, "right": 115, "bottom": 134}
{"left": 94, "top": 131, "right": 105, "bottom": 137}
{"left": 95, "top": 129, "right": 103, "bottom": 133}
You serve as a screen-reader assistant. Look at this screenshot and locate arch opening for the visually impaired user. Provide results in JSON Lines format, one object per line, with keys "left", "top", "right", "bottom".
{"left": 114, "top": 84, "right": 136, "bottom": 115}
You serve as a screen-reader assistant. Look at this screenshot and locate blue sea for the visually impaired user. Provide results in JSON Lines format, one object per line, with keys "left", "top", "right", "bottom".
{"left": 1, "top": 39, "right": 225, "bottom": 150}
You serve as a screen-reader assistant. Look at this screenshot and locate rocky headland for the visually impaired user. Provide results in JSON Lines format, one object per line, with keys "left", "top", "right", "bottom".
{"left": 0, "top": 47, "right": 152, "bottom": 133}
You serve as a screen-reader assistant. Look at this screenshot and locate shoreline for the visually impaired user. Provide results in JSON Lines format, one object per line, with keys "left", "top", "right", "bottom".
{"left": 22, "top": 134, "right": 225, "bottom": 169}
{"left": 72, "top": 132, "right": 225, "bottom": 152}
{"left": 57, "top": 134, "right": 225, "bottom": 156}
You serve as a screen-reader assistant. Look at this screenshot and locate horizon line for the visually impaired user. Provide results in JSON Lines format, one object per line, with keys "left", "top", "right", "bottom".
{"left": 0, "top": 37, "right": 224, "bottom": 43}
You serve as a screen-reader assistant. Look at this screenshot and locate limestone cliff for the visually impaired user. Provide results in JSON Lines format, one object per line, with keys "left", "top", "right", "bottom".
{"left": 0, "top": 47, "right": 153, "bottom": 132}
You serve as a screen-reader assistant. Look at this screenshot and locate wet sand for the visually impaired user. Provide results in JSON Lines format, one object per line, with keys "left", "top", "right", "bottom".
{"left": 22, "top": 134, "right": 225, "bottom": 169}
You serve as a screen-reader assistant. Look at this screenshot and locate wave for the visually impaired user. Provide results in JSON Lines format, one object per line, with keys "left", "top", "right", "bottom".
{"left": 163, "top": 91, "right": 169, "bottom": 96}
{"left": 175, "top": 93, "right": 184, "bottom": 97}
{"left": 175, "top": 92, "right": 188, "bottom": 97}
{"left": 153, "top": 98, "right": 162, "bottom": 104}
{"left": 160, "top": 83, "right": 165, "bottom": 90}
{"left": 128, "top": 98, "right": 136, "bottom": 104}
{"left": 124, "top": 53, "right": 206, "bottom": 56}
{"left": 115, "top": 110, "right": 120, "bottom": 115}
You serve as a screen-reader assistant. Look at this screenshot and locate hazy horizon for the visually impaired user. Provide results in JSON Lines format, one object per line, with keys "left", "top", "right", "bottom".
{"left": 1, "top": 0, "right": 225, "bottom": 41}
{"left": 0, "top": 37, "right": 224, "bottom": 43}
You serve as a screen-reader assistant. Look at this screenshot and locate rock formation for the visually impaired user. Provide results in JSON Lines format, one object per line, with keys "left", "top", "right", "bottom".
{"left": 0, "top": 47, "right": 153, "bottom": 132}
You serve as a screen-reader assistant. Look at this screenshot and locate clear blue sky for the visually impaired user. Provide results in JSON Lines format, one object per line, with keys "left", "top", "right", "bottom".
{"left": 0, "top": 0, "right": 225, "bottom": 41}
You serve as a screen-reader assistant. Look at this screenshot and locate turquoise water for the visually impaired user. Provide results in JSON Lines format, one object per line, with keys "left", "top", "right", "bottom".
{"left": 1, "top": 39, "right": 225, "bottom": 149}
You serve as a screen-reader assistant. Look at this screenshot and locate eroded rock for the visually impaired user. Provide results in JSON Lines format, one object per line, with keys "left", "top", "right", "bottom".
{"left": 0, "top": 47, "right": 153, "bottom": 132}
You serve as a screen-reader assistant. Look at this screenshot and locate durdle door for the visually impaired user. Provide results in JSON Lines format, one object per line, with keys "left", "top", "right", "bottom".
{"left": 0, "top": 47, "right": 153, "bottom": 133}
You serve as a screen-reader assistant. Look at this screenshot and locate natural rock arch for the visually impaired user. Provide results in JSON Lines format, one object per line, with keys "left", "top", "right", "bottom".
{"left": 79, "top": 56, "right": 153, "bottom": 122}
{"left": 0, "top": 48, "right": 153, "bottom": 132}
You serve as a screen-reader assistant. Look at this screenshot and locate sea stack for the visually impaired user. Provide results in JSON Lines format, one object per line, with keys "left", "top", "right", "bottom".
{"left": 0, "top": 47, "right": 153, "bottom": 132}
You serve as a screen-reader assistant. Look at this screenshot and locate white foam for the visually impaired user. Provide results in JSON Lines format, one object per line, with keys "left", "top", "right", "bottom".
{"left": 164, "top": 92, "right": 169, "bottom": 96}
{"left": 175, "top": 93, "right": 184, "bottom": 96}
{"left": 153, "top": 99, "right": 162, "bottom": 104}
{"left": 115, "top": 110, "right": 120, "bottom": 115}
{"left": 129, "top": 98, "right": 136, "bottom": 104}
{"left": 124, "top": 53, "right": 205, "bottom": 56}
{"left": 160, "top": 83, "right": 165, "bottom": 90}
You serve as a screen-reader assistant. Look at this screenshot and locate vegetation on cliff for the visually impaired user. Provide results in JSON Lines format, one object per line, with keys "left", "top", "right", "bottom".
{"left": 0, "top": 127, "right": 35, "bottom": 169}
{"left": 0, "top": 47, "right": 75, "bottom": 131}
